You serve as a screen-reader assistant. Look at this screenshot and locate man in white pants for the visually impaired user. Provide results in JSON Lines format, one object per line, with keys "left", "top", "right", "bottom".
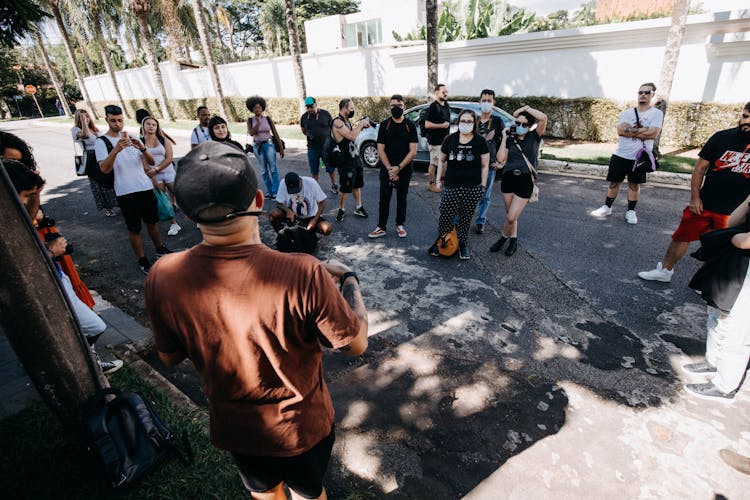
{"left": 684, "top": 194, "right": 750, "bottom": 402}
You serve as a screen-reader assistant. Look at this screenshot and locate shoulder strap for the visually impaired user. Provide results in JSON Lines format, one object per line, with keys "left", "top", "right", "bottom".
{"left": 97, "top": 135, "right": 114, "bottom": 154}
{"left": 192, "top": 126, "right": 199, "bottom": 142}
{"left": 634, "top": 107, "right": 641, "bottom": 128}
{"left": 511, "top": 137, "right": 538, "bottom": 180}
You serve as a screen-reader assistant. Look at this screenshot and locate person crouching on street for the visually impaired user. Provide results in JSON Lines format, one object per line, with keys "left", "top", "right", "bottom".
{"left": 269, "top": 172, "right": 332, "bottom": 236}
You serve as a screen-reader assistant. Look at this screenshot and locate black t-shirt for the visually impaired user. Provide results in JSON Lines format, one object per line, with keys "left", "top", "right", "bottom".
{"left": 505, "top": 130, "right": 542, "bottom": 175}
{"left": 698, "top": 127, "right": 750, "bottom": 215}
{"left": 300, "top": 109, "right": 333, "bottom": 149}
{"left": 376, "top": 117, "right": 418, "bottom": 170}
{"left": 426, "top": 100, "right": 451, "bottom": 145}
{"left": 440, "top": 133, "right": 489, "bottom": 188}
{"left": 478, "top": 115, "right": 505, "bottom": 160}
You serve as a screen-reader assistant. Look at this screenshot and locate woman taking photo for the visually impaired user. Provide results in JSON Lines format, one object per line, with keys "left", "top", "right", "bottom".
{"left": 208, "top": 115, "right": 243, "bottom": 151}
{"left": 429, "top": 109, "right": 489, "bottom": 260}
{"left": 71, "top": 109, "right": 117, "bottom": 217}
{"left": 246, "top": 95, "right": 284, "bottom": 197}
{"left": 490, "top": 105, "right": 547, "bottom": 256}
{"left": 141, "top": 115, "right": 181, "bottom": 236}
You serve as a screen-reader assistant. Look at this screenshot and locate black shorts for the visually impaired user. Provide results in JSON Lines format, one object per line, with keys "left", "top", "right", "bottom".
{"left": 338, "top": 160, "right": 364, "bottom": 194}
{"left": 500, "top": 170, "right": 534, "bottom": 199}
{"left": 232, "top": 428, "right": 335, "bottom": 499}
{"left": 606, "top": 154, "right": 647, "bottom": 184}
{"left": 117, "top": 189, "right": 158, "bottom": 232}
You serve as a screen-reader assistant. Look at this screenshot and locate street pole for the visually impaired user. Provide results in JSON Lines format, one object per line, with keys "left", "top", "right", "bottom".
{"left": 31, "top": 93, "right": 45, "bottom": 118}
{"left": 0, "top": 161, "right": 106, "bottom": 432}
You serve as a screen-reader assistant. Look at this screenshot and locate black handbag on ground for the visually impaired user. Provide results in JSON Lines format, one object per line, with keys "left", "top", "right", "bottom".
{"left": 276, "top": 225, "right": 318, "bottom": 254}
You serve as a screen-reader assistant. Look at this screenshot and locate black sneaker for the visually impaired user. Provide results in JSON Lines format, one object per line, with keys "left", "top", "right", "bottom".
{"left": 99, "top": 359, "right": 124, "bottom": 375}
{"left": 505, "top": 238, "right": 518, "bottom": 257}
{"left": 354, "top": 206, "right": 368, "bottom": 218}
{"left": 459, "top": 244, "right": 470, "bottom": 260}
{"left": 490, "top": 236, "right": 507, "bottom": 253}
{"left": 331, "top": 183, "right": 339, "bottom": 194}
{"left": 475, "top": 223, "right": 485, "bottom": 234}
{"left": 155, "top": 245, "right": 172, "bottom": 257}
{"left": 428, "top": 243, "right": 439, "bottom": 257}
{"left": 336, "top": 208, "right": 345, "bottom": 222}
{"left": 138, "top": 257, "right": 151, "bottom": 274}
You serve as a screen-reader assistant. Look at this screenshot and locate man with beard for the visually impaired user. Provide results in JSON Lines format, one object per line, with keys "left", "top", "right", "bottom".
{"left": 424, "top": 84, "right": 451, "bottom": 193}
{"left": 191, "top": 106, "right": 212, "bottom": 149}
{"left": 638, "top": 101, "right": 750, "bottom": 283}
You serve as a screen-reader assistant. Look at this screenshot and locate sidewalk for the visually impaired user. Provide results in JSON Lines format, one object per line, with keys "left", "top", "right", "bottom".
{"left": 0, "top": 291, "right": 152, "bottom": 419}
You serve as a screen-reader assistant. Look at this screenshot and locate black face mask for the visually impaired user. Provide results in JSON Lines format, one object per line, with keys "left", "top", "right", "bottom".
{"left": 347, "top": 110, "right": 355, "bottom": 119}
{"left": 390, "top": 107, "right": 404, "bottom": 119}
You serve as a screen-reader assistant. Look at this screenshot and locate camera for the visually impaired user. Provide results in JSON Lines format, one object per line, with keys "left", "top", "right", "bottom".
{"left": 361, "top": 116, "right": 377, "bottom": 128}
{"left": 508, "top": 125, "right": 517, "bottom": 137}
{"left": 44, "top": 232, "right": 74, "bottom": 257}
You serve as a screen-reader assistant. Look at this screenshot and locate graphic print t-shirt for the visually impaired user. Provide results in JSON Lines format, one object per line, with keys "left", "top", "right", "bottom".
{"left": 440, "top": 133, "right": 489, "bottom": 188}
{"left": 698, "top": 127, "right": 750, "bottom": 214}
{"left": 275, "top": 176, "right": 327, "bottom": 218}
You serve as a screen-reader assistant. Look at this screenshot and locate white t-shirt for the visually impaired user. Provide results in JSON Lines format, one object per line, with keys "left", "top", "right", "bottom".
{"left": 191, "top": 125, "right": 211, "bottom": 146}
{"left": 615, "top": 107, "right": 664, "bottom": 160}
{"left": 94, "top": 134, "right": 152, "bottom": 196}
{"left": 275, "top": 177, "right": 327, "bottom": 218}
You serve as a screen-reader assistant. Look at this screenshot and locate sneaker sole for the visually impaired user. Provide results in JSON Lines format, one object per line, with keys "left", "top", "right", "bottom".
{"left": 354, "top": 213, "right": 367, "bottom": 218}
{"left": 590, "top": 212, "right": 612, "bottom": 218}
{"left": 681, "top": 365, "right": 717, "bottom": 375}
{"left": 638, "top": 273, "right": 672, "bottom": 283}
{"left": 684, "top": 385, "right": 735, "bottom": 403}
{"left": 369, "top": 233, "right": 386, "bottom": 239}
{"left": 397, "top": 233, "right": 407, "bottom": 238}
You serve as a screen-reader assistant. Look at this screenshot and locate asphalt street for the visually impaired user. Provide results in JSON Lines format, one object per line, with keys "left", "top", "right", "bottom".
{"left": 3, "top": 119, "right": 749, "bottom": 498}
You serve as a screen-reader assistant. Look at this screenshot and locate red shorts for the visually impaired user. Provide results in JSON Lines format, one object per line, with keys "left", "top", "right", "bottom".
{"left": 671, "top": 206, "right": 731, "bottom": 242}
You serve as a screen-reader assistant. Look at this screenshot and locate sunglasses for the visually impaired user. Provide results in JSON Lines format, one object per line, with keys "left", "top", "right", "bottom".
{"left": 514, "top": 121, "right": 528, "bottom": 126}
{"left": 638, "top": 90, "right": 653, "bottom": 95}
{"left": 459, "top": 120, "right": 474, "bottom": 124}
{"left": 305, "top": 105, "right": 314, "bottom": 109}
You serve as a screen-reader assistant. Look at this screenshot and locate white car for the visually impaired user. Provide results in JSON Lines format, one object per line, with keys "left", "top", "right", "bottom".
{"left": 354, "top": 101, "right": 516, "bottom": 168}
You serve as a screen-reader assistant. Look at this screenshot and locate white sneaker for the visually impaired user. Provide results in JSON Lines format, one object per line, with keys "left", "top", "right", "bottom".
{"left": 590, "top": 205, "right": 612, "bottom": 217}
{"left": 168, "top": 223, "right": 181, "bottom": 236}
{"left": 638, "top": 262, "right": 674, "bottom": 282}
{"left": 625, "top": 210, "right": 638, "bottom": 224}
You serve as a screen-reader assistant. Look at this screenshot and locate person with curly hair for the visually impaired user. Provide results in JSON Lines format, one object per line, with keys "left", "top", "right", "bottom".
{"left": 246, "top": 95, "right": 284, "bottom": 198}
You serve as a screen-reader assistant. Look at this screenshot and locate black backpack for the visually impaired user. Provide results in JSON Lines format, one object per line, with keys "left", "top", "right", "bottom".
{"left": 322, "top": 131, "right": 345, "bottom": 167}
{"left": 276, "top": 225, "right": 319, "bottom": 254}
{"left": 93, "top": 137, "right": 117, "bottom": 189}
{"left": 85, "top": 388, "right": 192, "bottom": 488}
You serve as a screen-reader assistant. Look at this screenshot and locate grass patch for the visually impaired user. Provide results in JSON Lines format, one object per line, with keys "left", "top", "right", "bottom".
{"left": 541, "top": 142, "right": 695, "bottom": 174}
{"left": 0, "top": 365, "right": 242, "bottom": 499}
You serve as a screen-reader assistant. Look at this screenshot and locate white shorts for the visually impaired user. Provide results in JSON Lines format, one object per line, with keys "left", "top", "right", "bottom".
{"left": 429, "top": 145, "right": 442, "bottom": 166}
{"left": 155, "top": 165, "right": 176, "bottom": 184}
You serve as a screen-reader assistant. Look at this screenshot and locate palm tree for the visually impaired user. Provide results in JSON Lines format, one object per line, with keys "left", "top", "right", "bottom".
{"left": 46, "top": 0, "right": 98, "bottom": 118}
{"left": 654, "top": 0, "right": 691, "bottom": 156}
{"left": 190, "top": 0, "right": 227, "bottom": 118}
{"left": 69, "top": 0, "right": 131, "bottom": 117}
{"left": 259, "top": 0, "right": 287, "bottom": 56}
{"left": 426, "top": 0, "right": 439, "bottom": 98}
{"left": 159, "top": 0, "right": 190, "bottom": 61}
{"left": 128, "top": 0, "right": 174, "bottom": 121}
{"left": 284, "top": 0, "right": 306, "bottom": 113}
{"left": 33, "top": 28, "right": 71, "bottom": 117}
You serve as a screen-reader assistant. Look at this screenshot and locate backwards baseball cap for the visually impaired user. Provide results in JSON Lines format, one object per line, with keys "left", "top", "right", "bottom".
{"left": 304, "top": 96, "right": 315, "bottom": 106}
{"left": 175, "top": 142, "right": 261, "bottom": 223}
{"left": 284, "top": 172, "right": 302, "bottom": 194}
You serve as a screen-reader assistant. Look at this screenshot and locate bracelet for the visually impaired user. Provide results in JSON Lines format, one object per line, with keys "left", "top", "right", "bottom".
{"left": 340, "top": 271, "right": 359, "bottom": 291}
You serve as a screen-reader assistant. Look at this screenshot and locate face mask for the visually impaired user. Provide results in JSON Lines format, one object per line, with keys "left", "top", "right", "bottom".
{"left": 347, "top": 110, "right": 355, "bottom": 119}
{"left": 479, "top": 102, "right": 493, "bottom": 113}
{"left": 390, "top": 107, "right": 404, "bottom": 119}
{"left": 458, "top": 123, "right": 473, "bottom": 134}
{"left": 515, "top": 125, "right": 529, "bottom": 136}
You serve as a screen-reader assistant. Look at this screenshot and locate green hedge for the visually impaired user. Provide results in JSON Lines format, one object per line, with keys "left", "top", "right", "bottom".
{"left": 80, "top": 96, "right": 745, "bottom": 148}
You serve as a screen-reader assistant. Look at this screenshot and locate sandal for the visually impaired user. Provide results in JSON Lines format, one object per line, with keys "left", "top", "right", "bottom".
{"left": 104, "top": 209, "right": 117, "bottom": 217}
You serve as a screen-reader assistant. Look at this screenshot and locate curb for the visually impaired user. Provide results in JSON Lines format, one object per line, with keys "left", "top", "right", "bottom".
{"left": 538, "top": 158, "right": 691, "bottom": 188}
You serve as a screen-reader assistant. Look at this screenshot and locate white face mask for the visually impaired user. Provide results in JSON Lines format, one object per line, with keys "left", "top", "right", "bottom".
{"left": 458, "top": 123, "right": 473, "bottom": 134}
{"left": 479, "top": 102, "right": 493, "bottom": 113}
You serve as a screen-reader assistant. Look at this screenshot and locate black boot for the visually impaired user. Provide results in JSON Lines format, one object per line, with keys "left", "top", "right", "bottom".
{"left": 490, "top": 236, "right": 507, "bottom": 253}
{"left": 505, "top": 238, "right": 518, "bottom": 256}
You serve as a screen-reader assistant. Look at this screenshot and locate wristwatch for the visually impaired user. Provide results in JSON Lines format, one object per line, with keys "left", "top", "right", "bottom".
{"left": 340, "top": 271, "right": 359, "bottom": 291}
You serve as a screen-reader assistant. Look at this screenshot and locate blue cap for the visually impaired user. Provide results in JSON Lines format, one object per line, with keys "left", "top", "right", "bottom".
{"left": 304, "top": 96, "right": 315, "bottom": 106}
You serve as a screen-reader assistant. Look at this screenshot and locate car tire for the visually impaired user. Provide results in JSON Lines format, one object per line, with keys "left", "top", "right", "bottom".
{"left": 360, "top": 140, "right": 379, "bottom": 168}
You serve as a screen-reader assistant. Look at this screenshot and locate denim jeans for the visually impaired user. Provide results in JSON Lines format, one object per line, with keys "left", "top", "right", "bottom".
{"left": 307, "top": 147, "right": 335, "bottom": 176}
{"left": 254, "top": 141, "right": 280, "bottom": 195}
{"left": 475, "top": 167, "right": 496, "bottom": 225}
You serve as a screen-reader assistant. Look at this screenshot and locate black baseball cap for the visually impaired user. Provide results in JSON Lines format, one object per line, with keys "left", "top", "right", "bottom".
{"left": 285, "top": 172, "right": 302, "bottom": 194}
{"left": 175, "top": 142, "right": 261, "bottom": 223}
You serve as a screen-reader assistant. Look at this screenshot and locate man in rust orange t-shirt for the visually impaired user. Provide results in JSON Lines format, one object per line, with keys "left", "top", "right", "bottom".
{"left": 145, "top": 142, "right": 368, "bottom": 500}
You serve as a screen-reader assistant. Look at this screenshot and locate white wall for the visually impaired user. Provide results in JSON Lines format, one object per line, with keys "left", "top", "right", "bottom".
{"left": 83, "top": 11, "right": 750, "bottom": 106}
